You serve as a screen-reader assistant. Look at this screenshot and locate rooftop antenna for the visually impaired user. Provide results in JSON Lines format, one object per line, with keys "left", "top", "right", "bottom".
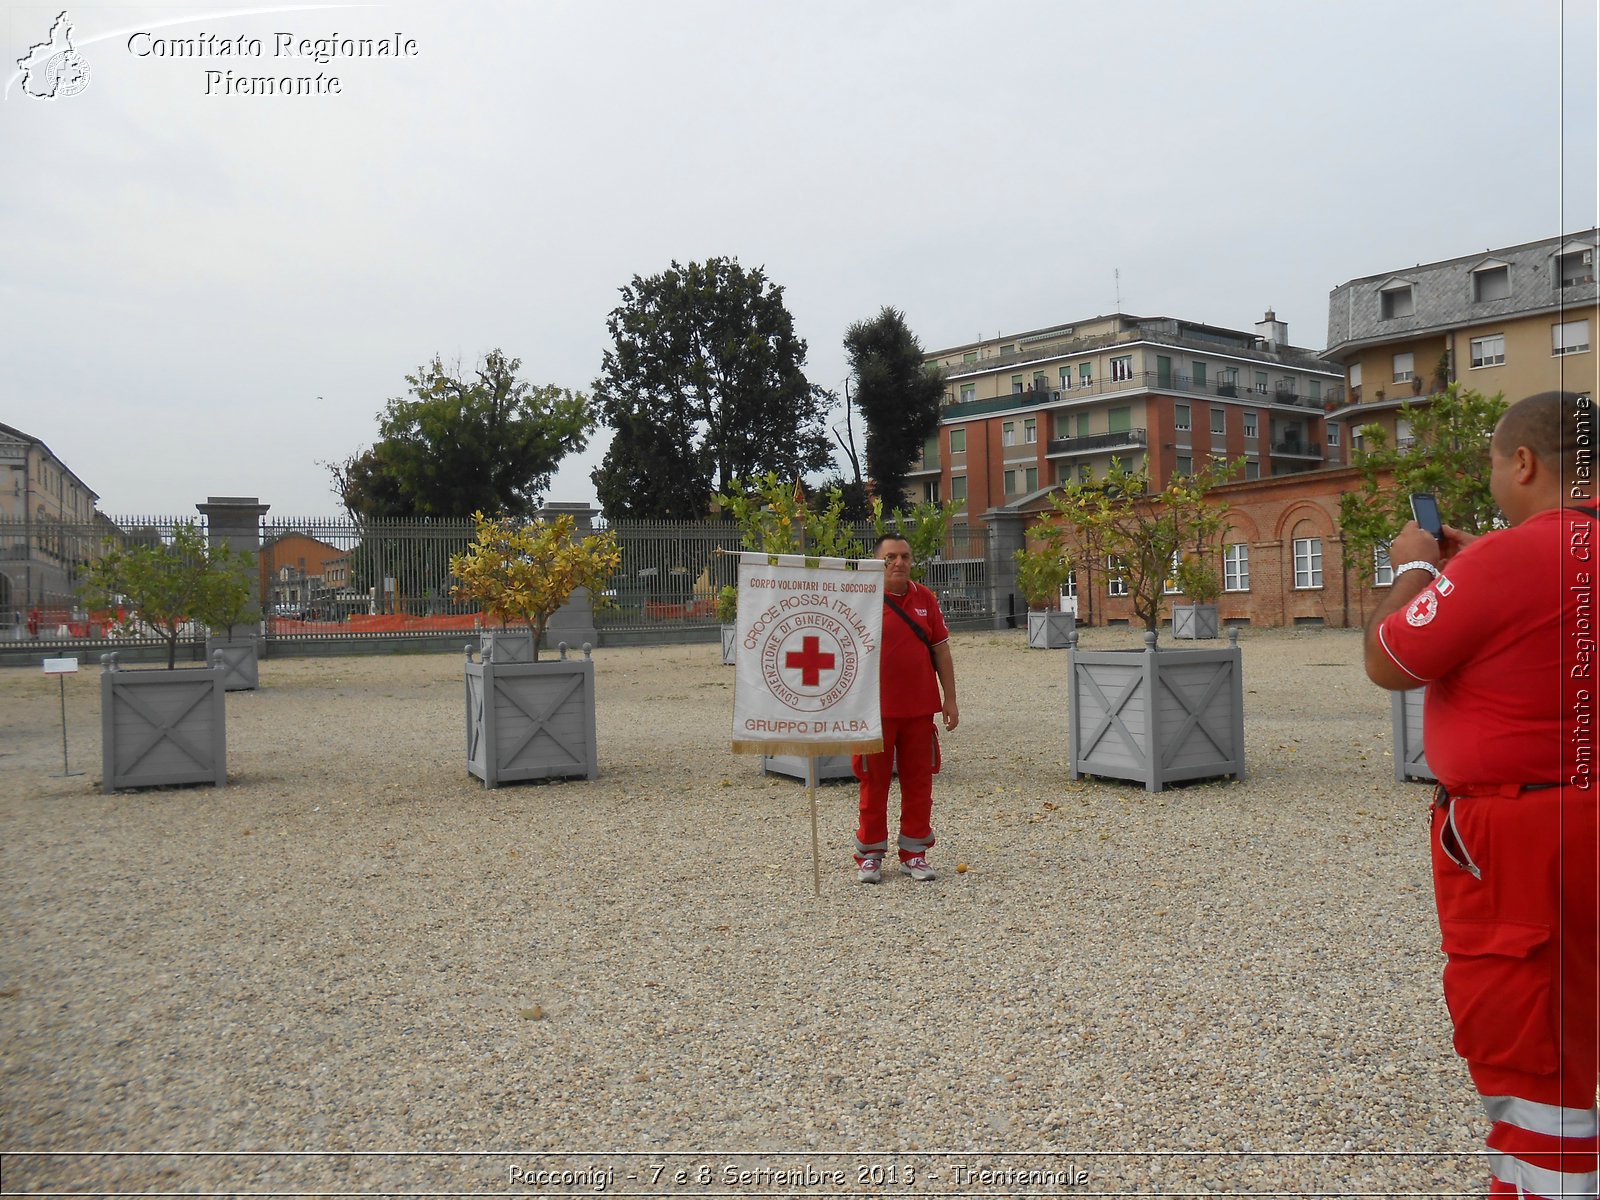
{"left": 1114, "top": 268, "right": 1122, "bottom": 311}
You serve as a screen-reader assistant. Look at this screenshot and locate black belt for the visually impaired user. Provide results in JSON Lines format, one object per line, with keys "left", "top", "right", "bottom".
{"left": 1432, "top": 781, "right": 1561, "bottom": 809}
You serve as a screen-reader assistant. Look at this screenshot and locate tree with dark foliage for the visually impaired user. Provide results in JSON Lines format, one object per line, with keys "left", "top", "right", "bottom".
{"left": 591, "top": 258, "right": 833, "bottom": 518}
{"left": 844, "top": 306, "right": 945, "bottom": 509}
{"left": 330, "top": 350, "right": 593, "bottom": 521}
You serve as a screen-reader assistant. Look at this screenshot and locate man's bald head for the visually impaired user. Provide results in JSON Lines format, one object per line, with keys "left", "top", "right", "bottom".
{"left": 1492, "top": 390, "right": 1596, "bottom": 490}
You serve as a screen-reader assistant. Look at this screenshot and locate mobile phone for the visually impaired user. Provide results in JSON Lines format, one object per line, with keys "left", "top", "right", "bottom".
{"left": 1410, "top": 493, "right": 1444, "bottom": 543}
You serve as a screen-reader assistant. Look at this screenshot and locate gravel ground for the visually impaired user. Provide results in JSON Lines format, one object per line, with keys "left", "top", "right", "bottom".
{"left": 0, "top": 628, "right": 1488, "bottom": 1196}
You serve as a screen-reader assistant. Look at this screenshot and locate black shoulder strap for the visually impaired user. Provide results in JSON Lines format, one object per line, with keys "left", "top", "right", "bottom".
{"left": 884, "top": 589, "right": 937, "bottom": 667}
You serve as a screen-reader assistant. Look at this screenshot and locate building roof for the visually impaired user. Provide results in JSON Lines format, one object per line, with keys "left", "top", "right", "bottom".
{"left": 1325, "top": 228, "right": 1600, "bottom": 358}
{"left": 0, "top": 420, "right": 100, "bottom": 502}
{"left": 931, "top": 313, "right": 1338, "bottom": 382}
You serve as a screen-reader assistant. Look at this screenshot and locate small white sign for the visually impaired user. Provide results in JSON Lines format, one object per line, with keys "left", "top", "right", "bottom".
{"left": 42, "top": 657, "right": 79, "bottom": 674}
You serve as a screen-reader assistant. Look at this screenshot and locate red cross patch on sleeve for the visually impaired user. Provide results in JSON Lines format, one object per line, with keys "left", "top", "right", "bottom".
{"left": 1406, "top": 590, "right": 1440, "bottom": 626}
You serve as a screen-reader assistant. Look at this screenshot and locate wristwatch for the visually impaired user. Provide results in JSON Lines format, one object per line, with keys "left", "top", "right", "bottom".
{"left": 1393, "top": 560, "right": 1441, "bottom": 580}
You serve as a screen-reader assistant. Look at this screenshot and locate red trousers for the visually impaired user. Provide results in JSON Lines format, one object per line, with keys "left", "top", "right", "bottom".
{"left": 1432, "top": 786, "right": 1599, "bottom": 1198}
{"left": 852, "top": 715, "right": 937, "bottom": 863}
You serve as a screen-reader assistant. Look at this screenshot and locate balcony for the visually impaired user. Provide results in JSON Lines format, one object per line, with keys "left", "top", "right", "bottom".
{"left": 1046, "top": 428, "right": 1149, "bottom": 457}
{"left": 1270, "top": 441, "right": 1323, "bottom": 460}
{"left": 940, "top": 372, "right": 1343, "bottom": 422}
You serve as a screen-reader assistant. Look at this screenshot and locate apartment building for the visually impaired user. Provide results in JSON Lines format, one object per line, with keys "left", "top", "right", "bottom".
{"left": 911, "top": 312, "right": 1343, "bottom": 526}
{"left": 1324, "top": 228, "right": 1600, "bottom": 449}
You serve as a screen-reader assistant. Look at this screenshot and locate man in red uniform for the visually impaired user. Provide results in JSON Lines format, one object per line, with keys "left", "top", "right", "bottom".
{"left": 852, "top": 534, "right": 959, "bottom": 884}
{"left": 1365, "top": 391, "right": 1598, "bottom": 1198}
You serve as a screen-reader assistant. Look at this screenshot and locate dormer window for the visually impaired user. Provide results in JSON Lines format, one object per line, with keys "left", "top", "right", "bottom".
{"left": 1380, "top": 283, "right": 1415, "bottom": 320}
{"left": 1558, "top": 247, "right": 1596, "bottom": 287}
{"left": 1472, "top": 263, "right": 1510, "bottom": 302}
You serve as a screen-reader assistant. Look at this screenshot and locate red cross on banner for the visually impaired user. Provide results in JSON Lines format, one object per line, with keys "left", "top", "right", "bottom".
{"left": 785, "top": 635, "right": 836, "bottom": 686}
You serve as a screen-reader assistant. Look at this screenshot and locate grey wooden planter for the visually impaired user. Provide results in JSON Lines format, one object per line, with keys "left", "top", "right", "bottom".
{"left": 1027, "top": 609, "right": 1076, "bottom": 649}
{"left": 100, "top": 652, "right": 227, "bottom": 792}
{"left": 205, "top": 636, "right": 259, "bottom": 691}
{"left": 720, "top": 624, "right": 737, "bottom": 666}
{"left": 465, "top": 642, "right": 597, "bottom": 788}
{"left": 1172, "top": 603, "right": 1220, "bottom": 640}
{"left": 1392, "top": 687, "right": 1435, "bottom": 782}
{"left": 480, "top": 629, "right": 536, "bottom": 664}
{"left": 1067, "top": 629, "right": 1246, "bottom": 792}
{"left": 761, "top": 753, "right": 856, "bottom": 782}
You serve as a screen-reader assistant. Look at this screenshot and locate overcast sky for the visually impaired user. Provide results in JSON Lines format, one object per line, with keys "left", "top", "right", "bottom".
{"left": 5, "top": 0, "right": 1596, "bottom": 519}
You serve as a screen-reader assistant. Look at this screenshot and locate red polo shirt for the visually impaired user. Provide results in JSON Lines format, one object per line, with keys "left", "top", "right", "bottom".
{"left": 880, "top": 580, "right": 949, "bottom": 719}
{"left": 1376, "top": 507, "right": 1595, "bottom": 788}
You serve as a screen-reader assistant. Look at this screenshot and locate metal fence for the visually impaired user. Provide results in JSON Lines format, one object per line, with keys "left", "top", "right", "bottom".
{"left": 0, "top": 512, "right": 995, "bottom": 658}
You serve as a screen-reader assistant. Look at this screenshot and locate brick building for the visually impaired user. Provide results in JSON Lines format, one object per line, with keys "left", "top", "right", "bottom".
{"left": 910, "top": 311, "right": 1344, "bottom": 538}
{"left": 1006, "top": 465, "right": 1399, "bottom": 631}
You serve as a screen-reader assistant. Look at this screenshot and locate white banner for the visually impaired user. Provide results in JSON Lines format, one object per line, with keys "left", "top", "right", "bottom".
{"left": 730, "top": 553, "right": 884, "bottom": 757}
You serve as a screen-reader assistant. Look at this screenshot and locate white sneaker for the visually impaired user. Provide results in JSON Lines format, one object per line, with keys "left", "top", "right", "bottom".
{"left": 857, "top": 857, "right": 883, "bottom": 884}
{"left": 900, "top": 856, "right": 936, "bottom": 882}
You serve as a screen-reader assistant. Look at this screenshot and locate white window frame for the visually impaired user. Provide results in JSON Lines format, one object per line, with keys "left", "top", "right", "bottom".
{"left": 1110, "top": 355, "right": 1134, "bottom": 382}
{"left": 1392, "top": 352, "right": 1415, "bottom": 383}
{"left": 1374, "top": 544, "right": 1394, "bottom": 587}
{"left": 959, "top": 383, "right": 975, "bottom": 404}
{"left": 1554, "top": 319, "right": 1592, "bottom": 356}
{"left": 1024, "top": 466, "right": 1038, "bottom": 492}
{"left": 1349, "top": 363, "right": 1362, "bottom": 388}
{"left": 1470, "top": 334, "right": 1506, "bottom": 368}
{"left": 1175, "top": 403, "right": 1191, "bottom": 431}
{"left": 1223, "top": 543, "right": 1249, "bottom": 592}
{"left": 1293, "top": 537, "right": 1324, "bottom": 589}
{"left": 1107, "top": 556, "right": 1129, "bottom": 597}
{"left": 950, "top": 428, "right": 967, "bottom": 454}
{"left": 1242, "top": 411, "right": 1258, "bottom": 438}
{"left": 950, "top": 475, "right": 968, "bottom": 504}
{"left": 1175, "top": 455, "right": 1193, "bottom": 476}
{"left": 1023, "top": 417, "right": 1037, "bottom": 444}
{"left": 1326, "top": 423, "right": 1340, "bottom": 447}
{"left": 1003, "top": 469, "right": 1018, "bottom": 494}
{"left": 1210, "top": 407, "right": 1226, "bottom": 435}
{"left": 1002, "top": 421, "right": 1017, "bottom": 446}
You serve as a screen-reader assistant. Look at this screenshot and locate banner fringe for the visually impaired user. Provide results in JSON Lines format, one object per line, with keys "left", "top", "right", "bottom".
{"left": 730, "top": 738, "right": 883, "bottom": 758}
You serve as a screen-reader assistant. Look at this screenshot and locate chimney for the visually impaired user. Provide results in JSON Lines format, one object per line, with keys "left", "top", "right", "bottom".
{"left": 1256, "top": 309, "right": 1288, "bottom": 350}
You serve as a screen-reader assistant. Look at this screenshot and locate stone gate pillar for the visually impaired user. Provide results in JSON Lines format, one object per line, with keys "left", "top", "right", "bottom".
{"left": 539, "top": 502, "right": 600, "bottom": 649}
{"left": 985, "top": 505, "right": 1026, "bottom": 630}
{"left": 196, "top": 496, "right": 269, "bottom": 638}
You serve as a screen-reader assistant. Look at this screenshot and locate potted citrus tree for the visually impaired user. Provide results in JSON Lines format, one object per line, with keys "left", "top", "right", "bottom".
{"left": 1045, "top": 457, "right": 1246, "bottom": 792}
{"left": 198, "top": 544, "right": 261, "bottom": 690}
{"left": 1171, "top": 553, "right": 1222, "bottom": 640}
{"left": 1014, "top": 542, "right": 1074, "bottom": 648}
{"left": 79, "top": 521, "right": 238, "bottom": 791}
{"left": 1337, "top": 384, "right": 1507, "bottom": 782}
{"left": 450, "top": 511, "right": 621, "bottom": 786}
{"left": 716, "top": 584, "right": 739, "bottom": 666}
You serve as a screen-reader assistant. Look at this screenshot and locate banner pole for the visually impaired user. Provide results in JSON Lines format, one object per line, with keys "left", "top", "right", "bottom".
{"left": 807, "top": 754, "right": 821, "bottom": 897}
